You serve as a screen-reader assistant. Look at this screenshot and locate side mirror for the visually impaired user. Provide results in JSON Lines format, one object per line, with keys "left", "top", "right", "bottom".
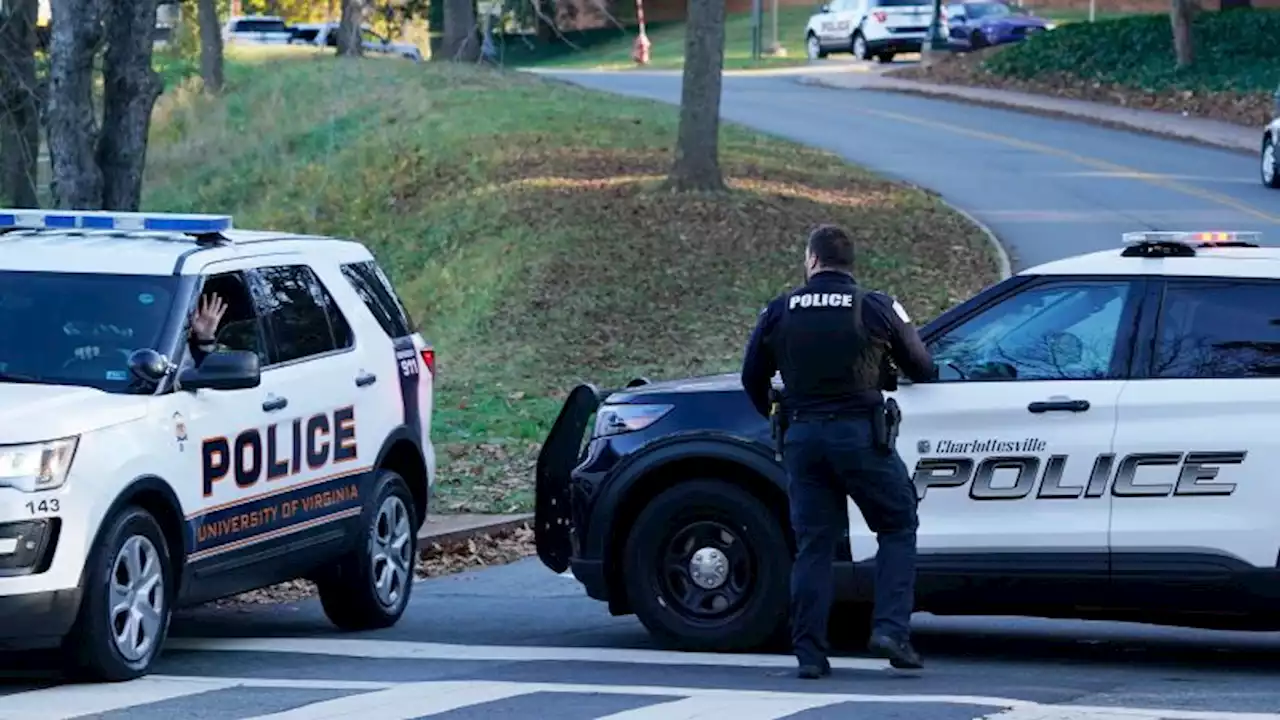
{"left": 819, "top": 3, "right": 831, "bottom": 11}
{"left": 128, "top": 348, "right": 173, "bottom": 384}
{"left": 179, "top": 350, "right": 261, "bottom": 392}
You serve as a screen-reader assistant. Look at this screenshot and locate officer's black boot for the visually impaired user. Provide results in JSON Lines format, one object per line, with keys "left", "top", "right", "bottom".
{"left": 796, "top": 658, "right": 832, "bottom": 679}
{"left": 868, "top": 633, "right": 924, "bottom": 670}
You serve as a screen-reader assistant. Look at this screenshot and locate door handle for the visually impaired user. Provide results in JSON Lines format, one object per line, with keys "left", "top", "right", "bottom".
{"left": 1028, "top": 399, "right": 1089, "bottom": 414}
{"left": 262, "top": 395, "right": 288, "bottom": 412}
{"left": 355, "top": 372, "right": 377, "bottom": 387}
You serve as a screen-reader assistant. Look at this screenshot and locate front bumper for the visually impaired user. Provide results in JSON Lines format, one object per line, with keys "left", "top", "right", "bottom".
{"left": 0, "top": 587, "right": 82, "bottom": 647}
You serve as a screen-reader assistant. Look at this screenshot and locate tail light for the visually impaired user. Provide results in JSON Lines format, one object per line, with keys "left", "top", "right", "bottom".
{"left": 872, "top": 10, "right": 887, "bottom": 21}
{"left": 421, "top": 346, "right": 435, "bottom": 376}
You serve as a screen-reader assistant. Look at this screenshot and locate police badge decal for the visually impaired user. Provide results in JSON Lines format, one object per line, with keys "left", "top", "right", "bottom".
{"left": 173, "top": 412, "right": 188, "bottom": 451}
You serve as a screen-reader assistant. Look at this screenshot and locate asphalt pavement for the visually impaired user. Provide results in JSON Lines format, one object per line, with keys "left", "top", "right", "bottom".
{"left": 6, "top": 66, "right": 1280, "bottom": 720}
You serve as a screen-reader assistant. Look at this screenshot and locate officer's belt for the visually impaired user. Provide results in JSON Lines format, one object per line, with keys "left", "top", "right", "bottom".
{"left": 786, "top": 406, "right": 880, "bottom": 422}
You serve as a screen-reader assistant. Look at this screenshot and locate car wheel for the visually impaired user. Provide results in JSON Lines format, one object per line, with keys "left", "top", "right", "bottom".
{"left": 317, "top": 469, "right": 418, "bottom": 630}
{"left": 970, "top": 30, "right": 987, "bottom": 49}
{"left": 623, "top": 479, "right": 790, "bottom": 652}
{"left": 806, "top": 32, "right": 827, "bottom": 60}
{"left": 1262, "top": 134, "right": 1280, "bottom": 189}
{"left": 852, "top": 32, "right": 870, "bottom": 60}
{"left": 64, "top": 506, "right": 173, "bottom": 682}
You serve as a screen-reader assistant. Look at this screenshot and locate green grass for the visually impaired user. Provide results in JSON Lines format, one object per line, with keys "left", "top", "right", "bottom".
{"left": 516, "top": 6, "right": 819, "bottom": 70}
{"left": 141, "top": 48, "right": 999, "bottom": 513}
{"left": 984, "top": 8, "right": 1280, "bottom": 93}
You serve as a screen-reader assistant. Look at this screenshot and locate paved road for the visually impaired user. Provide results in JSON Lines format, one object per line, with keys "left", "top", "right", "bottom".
{"left": 8, "top": 69, "right": 1280, "bottom": 720}
{"left": 544, "top": 68, "right": 1280, "bottom": 271}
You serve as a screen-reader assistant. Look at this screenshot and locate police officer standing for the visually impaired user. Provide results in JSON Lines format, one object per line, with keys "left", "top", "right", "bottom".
{"left": 740, "top": 224, "right": 936, "bottom": 678}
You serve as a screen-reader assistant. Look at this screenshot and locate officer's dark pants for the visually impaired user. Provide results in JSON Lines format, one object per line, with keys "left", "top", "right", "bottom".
{"left": 783, "top": 415, "right": 919, "bottom": 667}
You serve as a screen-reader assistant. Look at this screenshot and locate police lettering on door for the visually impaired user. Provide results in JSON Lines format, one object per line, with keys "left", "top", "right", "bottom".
{"left": 202, "top": 406, "right": 358, "bottom": 497}
{"left": 913, "top": 437, "right": 1247, "bottom": 501}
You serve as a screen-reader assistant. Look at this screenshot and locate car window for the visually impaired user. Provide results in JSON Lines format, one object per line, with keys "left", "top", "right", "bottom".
{"left": 0, "top": 270, "right": 180, "bottom": 392}
{"left": 928, "top": 280, "right": 1133, "bottom": 381}
{"left": 1152, "top": 280, "right": 1280, "bottom": 379}
{"left": 198, "top": 271, "right": 268, "bottom": 364}
{"left": 234, "top": 19, "right": 288, "bottom": 33}
{"left": 341, "top": 261, "right": 414, "bottom": 338}
{"left": 874, "top": 0, "right": 930, "bottom": 6}
{"left": 964, "top": 2, "right": 1011, "bottom": 18}
{"left": 251, "top": 265, "right": 352, "bottom": 366}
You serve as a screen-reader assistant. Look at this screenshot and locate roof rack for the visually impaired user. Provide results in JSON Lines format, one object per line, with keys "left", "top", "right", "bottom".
{"left": 1121, "top": 230, "right": 1262, "bottom": 258}
{"left": 0, "top": 209, "right": 234, "bottom": 245}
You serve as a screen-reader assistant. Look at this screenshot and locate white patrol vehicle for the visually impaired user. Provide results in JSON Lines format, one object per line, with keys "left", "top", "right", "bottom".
{"left": 805, "top": 0, "right": 934, "bottom": 63}
{"left": 0, "top": 210, "right": 435, "bottom": 681}
{"left": 537, "top": 229, "right": 1280, "bottom": 652}
{"left": 289, "top": 22, "right": 424, "bottom": 62}
{"left": 222, "top": 15, "right": 295, "bottom": 45}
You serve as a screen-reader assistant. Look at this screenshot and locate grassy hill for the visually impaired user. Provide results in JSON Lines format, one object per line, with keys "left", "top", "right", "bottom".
{"left": 142, "top": 50, "right": 1000, "bottom": 513}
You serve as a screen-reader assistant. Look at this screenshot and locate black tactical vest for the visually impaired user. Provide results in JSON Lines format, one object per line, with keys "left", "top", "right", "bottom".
{"left": 773, "top": 274, "right": 888, "bottom": 413}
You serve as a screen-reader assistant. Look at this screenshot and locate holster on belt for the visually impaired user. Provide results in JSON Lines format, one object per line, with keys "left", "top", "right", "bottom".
{"left": 872, "top": 397, "right": 902, "bottom": 454}
{"left": 769, "top": 388, "right": 787, "bottom": 461}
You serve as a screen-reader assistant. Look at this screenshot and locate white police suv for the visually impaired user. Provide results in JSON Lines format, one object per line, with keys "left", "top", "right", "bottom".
{"left": 538, "top": 229, "right": 1280, "bottom": 652}
{"left": 0, "top": 210, "right": 435, "bottom": 680}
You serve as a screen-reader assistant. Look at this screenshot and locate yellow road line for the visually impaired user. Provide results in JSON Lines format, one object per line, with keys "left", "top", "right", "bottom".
{"left": 857, "top": 106, "right": 1280, "bottom": 224}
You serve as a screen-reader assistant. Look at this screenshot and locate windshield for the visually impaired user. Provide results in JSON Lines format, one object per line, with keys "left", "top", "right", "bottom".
{"left": 0, "top": 271, "right": 181, "bottom": 392}
{"left": 235, "top": 19, "right": 289, "bottom": 32}
{"left": 964, "top": 1, "right": 1014, "bottom": 17}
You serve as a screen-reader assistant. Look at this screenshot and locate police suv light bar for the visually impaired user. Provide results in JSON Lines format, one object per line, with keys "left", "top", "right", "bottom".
{"left": 1122, "top": 230, "right": 1262, "bottom": 247}
{"left": 0, "top": 209, "right": 233, "bottom": 234}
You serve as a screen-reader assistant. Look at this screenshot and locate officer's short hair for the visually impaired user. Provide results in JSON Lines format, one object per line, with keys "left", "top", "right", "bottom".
{"left": 807, "top": 225, "right": 854, "bottom": 270}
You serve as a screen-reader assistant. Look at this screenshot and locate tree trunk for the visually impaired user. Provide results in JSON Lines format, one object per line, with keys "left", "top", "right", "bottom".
{"left": 98, "top": 0, "right": 163, "bottom": 211}
{"left": 337, "top": 0, "right": 364, "bottom": 56}
{"left": 1170, "top": 0, "right": 1194, "bottom": 69}
{"left": 198, "top": 0, "right": 224, "bottom": 93}
{"left": 533, "top": 0, "right": 555, "bottom": 43}
{"left": 440, "top": 0, "right": 479, "bottom": 60}
{"left": 667, "top": 0, "right": 726, "bottom": 192}
{"left": 0, "top": 0, "right": 41, "bottom": 208}
{"left": 46, "top": 0, "right": 105, "bottom": 209}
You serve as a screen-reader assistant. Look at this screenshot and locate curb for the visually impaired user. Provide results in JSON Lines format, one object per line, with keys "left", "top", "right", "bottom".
{"left": 798, "top": 75, "right": 1257, "bottom": 158}
{"left": 417, "top": 513, "right": 534, "bottom": 549}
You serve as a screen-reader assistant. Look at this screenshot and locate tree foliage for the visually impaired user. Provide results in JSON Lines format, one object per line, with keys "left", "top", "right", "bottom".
{"left": 0, "top": 0, "right": 40, "bottom": 207}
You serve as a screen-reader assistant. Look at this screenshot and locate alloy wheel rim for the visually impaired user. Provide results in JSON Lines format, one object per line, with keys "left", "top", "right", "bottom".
{"left": 370, "top": 495, "right": 413, "bottom": 608}
{"left": 108, "top": 535, "right": 165, "bottom": 663}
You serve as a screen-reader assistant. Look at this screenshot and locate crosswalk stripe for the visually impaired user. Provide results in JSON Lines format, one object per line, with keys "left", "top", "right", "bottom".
{"left": 164, "top": 636, "right": 893, "bottom": 671}
{"left": 236, "top": 681, "right": 533, "bottom": 720}
{"left": 591, "top": 694, "right": 847, "bottom": 719}
{"left": 0, "top": 676, "right": 238, "bottom": 720}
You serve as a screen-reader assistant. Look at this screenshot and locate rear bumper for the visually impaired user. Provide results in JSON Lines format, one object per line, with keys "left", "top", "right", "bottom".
{"left": 866, "top": 35, "right": 923, "bottom": 53}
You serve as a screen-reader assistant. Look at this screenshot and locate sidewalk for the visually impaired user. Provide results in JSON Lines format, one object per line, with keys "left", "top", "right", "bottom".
{"left": 798, "top": 70, "right": 1259, "bottom": 155}
{"left": 418, "top": 512, "right": 533, "bottom": 545}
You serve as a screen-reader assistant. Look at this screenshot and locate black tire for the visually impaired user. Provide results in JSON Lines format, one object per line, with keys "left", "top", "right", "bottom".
{"left": 806, "top": 32, "right": 828, "bottom": 60}
{"left": 970, "top": 30, "right": 987, "bottom": 49}
{"left": 851, "top": 31, "right": 870, "bottom": 60}
{"left": 317, "top": 469, "right": 418, "bottom": 631}
{"left": 828, "top": 601, "right": 873, "bottom": 648}
{"left": 1262, "top": 134, "right": 1280, "bottom": 189}
{"left": 876, "top": 52, "right": 895, "bottom": 63}
{"left": 64, "top": 507, "right": 174, "bottom": 682}
{"left": 623, "top": 479, "right": 790, "bottom": 652}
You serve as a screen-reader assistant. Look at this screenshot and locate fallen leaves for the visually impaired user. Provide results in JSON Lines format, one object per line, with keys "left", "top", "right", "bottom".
{"left": 205, "top": 524, "right": 537, "bottom": 607}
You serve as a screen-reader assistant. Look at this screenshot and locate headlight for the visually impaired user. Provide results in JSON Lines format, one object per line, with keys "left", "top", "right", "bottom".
{"left": 594, "top": 404, "right": 673, "bottom": 438}
{"left": 0, "top": 437, "right": 79, "bottom": 493}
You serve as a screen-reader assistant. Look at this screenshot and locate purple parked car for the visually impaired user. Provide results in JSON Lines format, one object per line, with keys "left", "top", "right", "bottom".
{"left": 944, "top": 0, "right": 1055, "bottom": 50}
